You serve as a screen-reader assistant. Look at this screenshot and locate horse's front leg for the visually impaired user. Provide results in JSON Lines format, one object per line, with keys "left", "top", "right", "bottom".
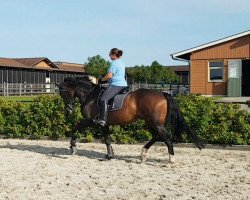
{"left": 102, "top": 125, "right": 114, "bottom": 159}
{"left": 141, "top": 137, "right": 156, "bottom": 163}
{"left": 70, "top": 119, "right": 95, "bottom": 155}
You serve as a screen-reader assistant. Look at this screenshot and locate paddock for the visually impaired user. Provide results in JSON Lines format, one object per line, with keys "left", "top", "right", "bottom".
{"left": 0, "top": 139, "right": 249, "bottom": 200}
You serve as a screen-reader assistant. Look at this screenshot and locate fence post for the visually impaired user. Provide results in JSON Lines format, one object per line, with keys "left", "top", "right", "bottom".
{"left": 6, "top": 83, "right": 9, "bottom": 96}
{"left": 3, "top": 82, "right": 5, "bottom": 96}
{"left": 24, "top": 82, "right": 26, "bottom": 94}
{"left": 19, "top": 83, "right": 22, "bottom": 96}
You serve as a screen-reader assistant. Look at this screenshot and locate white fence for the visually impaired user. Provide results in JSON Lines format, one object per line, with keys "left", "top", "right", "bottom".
{"left": 0, "top": 83, "right": 57, "bottom": 96}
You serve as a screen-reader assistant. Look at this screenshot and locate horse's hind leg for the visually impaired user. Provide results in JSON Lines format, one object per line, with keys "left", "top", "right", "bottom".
{"left": 155, "top": 124, "right": 175, "bottom": 163}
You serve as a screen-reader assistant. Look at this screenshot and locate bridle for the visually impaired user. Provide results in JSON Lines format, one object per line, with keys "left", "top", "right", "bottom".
{"left": 58, "top": 79, "right": 101, "bottom": 116}
{"left": 59, "top": 83, "right": 75, "bottom": 114}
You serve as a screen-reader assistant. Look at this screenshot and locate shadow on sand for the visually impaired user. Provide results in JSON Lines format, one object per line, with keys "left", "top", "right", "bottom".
{"left": 0, "top": 143, "right": 166, "bottom": 164}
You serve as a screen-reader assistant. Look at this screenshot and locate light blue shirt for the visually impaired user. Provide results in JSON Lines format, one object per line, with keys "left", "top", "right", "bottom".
{"left": 108, "top": 59, "right": 127, "bottom": 86}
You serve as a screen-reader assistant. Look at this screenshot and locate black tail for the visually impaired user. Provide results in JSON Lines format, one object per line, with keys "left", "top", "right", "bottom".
{"left": 162, "top": 92, "right": 204, "bottom": 149}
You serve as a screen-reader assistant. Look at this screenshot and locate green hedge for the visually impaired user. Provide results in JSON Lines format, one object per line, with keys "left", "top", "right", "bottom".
{"left": 0, "top": 94, "right": 249, "bottom": 145}
{"left": 175, "top": 94, "right": 250, "bottom": 145}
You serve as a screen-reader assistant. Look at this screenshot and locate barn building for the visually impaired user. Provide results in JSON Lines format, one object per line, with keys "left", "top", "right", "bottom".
{"left": 0, "top": 57, "right": 85, "bottom": 95}
{"left": 0, "top": 57, "right": 85, "bottom": 84}
{"left": 172, "top": 30, "right": 250, "bottom": 97}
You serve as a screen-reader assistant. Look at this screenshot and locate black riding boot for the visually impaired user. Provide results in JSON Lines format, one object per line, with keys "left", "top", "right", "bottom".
{"left": 94, "top": 101, "right": 108, "bottom": 126}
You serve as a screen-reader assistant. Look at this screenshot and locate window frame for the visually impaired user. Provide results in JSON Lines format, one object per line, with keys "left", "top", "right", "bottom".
{"left": 208, "top": 61, "right": 224, "bottom": 82}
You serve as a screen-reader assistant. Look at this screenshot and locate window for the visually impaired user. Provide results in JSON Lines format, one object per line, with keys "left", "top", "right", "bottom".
{"left": 3, "top": 69, "right": 8, "bottom": 83}
{"left": 209, "top": 61, "right": 223, "bottom": 81}
{"left": 25, "top": 71, "right": 32, "bottom": 83}
{"left": 0, "top": 69, "right": 3, "bottom": 83}
{"left": 8, "top": 69, "right": 13, "bottom": 83}
{"left": 13, "top": 70, "right": 22, "bottom": 83}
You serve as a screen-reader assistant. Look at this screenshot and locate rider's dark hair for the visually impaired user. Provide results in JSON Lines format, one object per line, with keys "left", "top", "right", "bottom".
{"left": 110, "top": 48, "right": 123, "bottom": 58}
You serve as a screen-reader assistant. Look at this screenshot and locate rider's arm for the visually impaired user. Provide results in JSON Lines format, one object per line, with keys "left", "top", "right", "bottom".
{"left": 101, "top": 72, "right": 113, "bottom": 82}
{"left": 101, "top": 61, "right": 116, "bottom": 82}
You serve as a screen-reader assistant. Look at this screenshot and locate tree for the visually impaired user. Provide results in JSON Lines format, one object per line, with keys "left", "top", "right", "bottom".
{"left": 85, "top": 55, "right": 109, "bottom": 78}
{"left": 150, "top": 61, "right": 163, "bottom": 83}
{"left": 126, "top": 61, "right": 179, "bottom": 83}
{"left": 126, "top": 65, "right": 150, "bottom": 82}
{"left": 161, "top": 67, "right": 179, "bottom": 83}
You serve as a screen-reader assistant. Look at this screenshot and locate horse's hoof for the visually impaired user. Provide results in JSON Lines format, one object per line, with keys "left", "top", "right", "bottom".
{"left": 141, "top": 156, "right": 147, "bottom": 163}
{"left": 105, "top": 154, "right": 113, "bottom": 160}
{"left": 169, "top": 154, "right": 175, "bottom": 164}
{"left": 70, "top": 146, "right": 77, "bottom": 155}
{"left": 141, "top": 147, "right": 148, "bottom": 163}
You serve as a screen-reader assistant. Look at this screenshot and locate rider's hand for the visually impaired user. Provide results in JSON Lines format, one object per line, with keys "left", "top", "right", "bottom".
{"left": 98, "top": 78, "right": 106, "bottom": 84}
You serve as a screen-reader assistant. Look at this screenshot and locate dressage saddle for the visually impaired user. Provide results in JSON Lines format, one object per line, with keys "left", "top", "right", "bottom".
{"left": 98, "top": 86, "right": 130, "bottom": 111}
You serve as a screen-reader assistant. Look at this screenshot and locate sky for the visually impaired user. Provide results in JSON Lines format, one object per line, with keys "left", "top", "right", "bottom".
{"left": 0, "top": 0, "right": 249, "bottom": 67}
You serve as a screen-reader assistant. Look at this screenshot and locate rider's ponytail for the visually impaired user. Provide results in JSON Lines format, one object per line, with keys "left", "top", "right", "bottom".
{"left": 110, "top": 48, "right": 123, "bottom": 58}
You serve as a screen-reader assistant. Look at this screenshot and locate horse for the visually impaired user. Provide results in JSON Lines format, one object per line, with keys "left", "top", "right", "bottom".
{"left": 58, "top": 76, "right": 204, "bottom": 163}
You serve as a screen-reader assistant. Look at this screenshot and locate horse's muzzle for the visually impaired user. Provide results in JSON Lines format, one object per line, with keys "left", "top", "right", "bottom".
{"left": 66, "top": 109, "right": 73, "bottom": 117}
{"left": 65, "top": 105, "right": 74, "bottom": 117}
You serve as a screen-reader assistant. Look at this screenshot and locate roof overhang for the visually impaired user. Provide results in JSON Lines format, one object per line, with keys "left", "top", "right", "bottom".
{"left": 0, "top": 57, "right": 84, "bottom": 73}
{"left": 171, "top": 30, "right": 250, "bottom": 61}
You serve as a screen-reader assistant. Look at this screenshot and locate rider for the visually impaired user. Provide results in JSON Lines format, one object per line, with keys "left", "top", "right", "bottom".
{"left": 94, "top": 48, "right": 128, "bottom": 126}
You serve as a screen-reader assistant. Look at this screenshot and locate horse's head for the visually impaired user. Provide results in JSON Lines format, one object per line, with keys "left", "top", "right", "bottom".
{"left": 58, "top": 76, "right": 95, "bottom": 117}
{"left": 58, "top": 77, "right": 76, "bottom": 117}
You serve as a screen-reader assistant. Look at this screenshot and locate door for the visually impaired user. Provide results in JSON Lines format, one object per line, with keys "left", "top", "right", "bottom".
{"left": 242, "top": 59, "right": 250, "bottom": 96}
{"left": 45, "top": 72, "right": 51, "bottom": 93}
{"left": 227, "top": 60, "right": 241, "bottom": 97}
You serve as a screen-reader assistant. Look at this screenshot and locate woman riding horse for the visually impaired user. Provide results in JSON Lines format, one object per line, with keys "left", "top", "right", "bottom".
{"left": 94, "top": 48, "right": 127, "bottom": 127}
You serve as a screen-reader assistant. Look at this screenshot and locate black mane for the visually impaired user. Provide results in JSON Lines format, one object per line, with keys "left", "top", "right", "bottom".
{"left": 63, "top": 76, "right": 95, "bottom": 89}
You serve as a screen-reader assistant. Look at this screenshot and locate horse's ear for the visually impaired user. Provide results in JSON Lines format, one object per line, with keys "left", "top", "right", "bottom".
{"left": 84, "top": 75, "right": 97, "bottom": 84}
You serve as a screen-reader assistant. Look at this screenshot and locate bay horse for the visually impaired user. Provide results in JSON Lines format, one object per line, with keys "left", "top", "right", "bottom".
{"left": 58, "top": 76, "right": 204, "bottom": 163}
